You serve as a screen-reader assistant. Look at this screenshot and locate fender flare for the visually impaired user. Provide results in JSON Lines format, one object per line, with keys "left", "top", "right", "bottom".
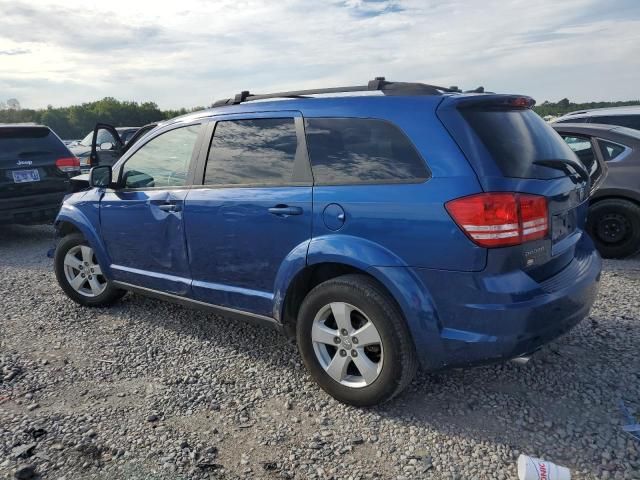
{"left": 272, "top": 235, "right": 443, "bottom": 368}
{"left": 55, "top": 204, "right": 113, "bottom": 279}
{"left": 591, "top": 188, "right": 640, "bottom": 205}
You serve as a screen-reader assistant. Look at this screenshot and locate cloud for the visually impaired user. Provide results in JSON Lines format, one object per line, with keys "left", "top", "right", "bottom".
{"left": 0, "top": 48, "right": 30, "bottom": 55}
{"left": 0, "top": 0, "right": 638, "bottom": 109}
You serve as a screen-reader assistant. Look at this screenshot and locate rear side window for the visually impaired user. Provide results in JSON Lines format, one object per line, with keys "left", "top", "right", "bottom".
{"left": 598, "top": 140, "right": 627, "bottom": 161}
{"left": 205, "top": 118, "right": 300, "bottom": 186}
{"left": 459, "top": 109, "right": 577, "bottom": 179}
{"left": 0, "top": 127, "right": 68, "bottom": 157}
{"left": 555, "top": 117, "right": 588, "bottom": 124}
{"left": 591, "top": 115, "right": 640, "bottom": 130}
{"left": 304, "top": 118, "right": 429, "bottom": 185}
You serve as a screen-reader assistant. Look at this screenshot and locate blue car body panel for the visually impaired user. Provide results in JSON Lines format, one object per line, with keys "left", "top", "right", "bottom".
{"left": 56, "top": 189, "right": 113, "bottom": 278}
{"left": 100, "top": 189, "right": 191, "bottom": 295}
{"left": 185, "top": 186, "right": 312, "bottom": 316}
{"left": 55, "top": 92, "right": 601, "bottom": 371}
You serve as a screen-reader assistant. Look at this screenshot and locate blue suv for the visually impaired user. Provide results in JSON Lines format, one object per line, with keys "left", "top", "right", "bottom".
{"left": 54, "top": 79, "right": 601, "bottom": 406}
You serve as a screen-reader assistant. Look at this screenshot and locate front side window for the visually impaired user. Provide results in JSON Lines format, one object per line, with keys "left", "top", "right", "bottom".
{"left": 121, "top": 124, "right": 201, "bottom": 189}
{"left": 304, "top": 118, "right": 429, "bottom": 185}
{"left": 204, "top": 118, "right": 299, "bottom": 186}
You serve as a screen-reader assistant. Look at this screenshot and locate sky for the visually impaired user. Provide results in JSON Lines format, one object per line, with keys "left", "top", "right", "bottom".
{"left": 0, "top": 0, "right": 639, "bottom": 110}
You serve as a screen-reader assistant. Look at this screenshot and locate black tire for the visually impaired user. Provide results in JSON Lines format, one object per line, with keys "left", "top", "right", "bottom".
{"left": 296, "top": 274, "right": 418, "bottom": 406}
{"left": 588, "top": 198, "right": 640, "bottom": 259}
{"left": 54, "top": 233, "right": 125, "bottom": 307}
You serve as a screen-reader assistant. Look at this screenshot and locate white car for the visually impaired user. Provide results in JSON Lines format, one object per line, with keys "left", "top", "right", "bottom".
{"left": 553, "top": 105, "right": 640, "bottom": 130}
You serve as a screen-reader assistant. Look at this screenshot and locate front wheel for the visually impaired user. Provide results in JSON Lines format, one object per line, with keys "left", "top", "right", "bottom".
{"left": 588, "top": 198, "right": 640, "bottom": 259}
{"left": 54, "top": 233, "right": 125, "bottom": 306}
{"left": 296, "top": 274, "right": 418, "bottom": 406}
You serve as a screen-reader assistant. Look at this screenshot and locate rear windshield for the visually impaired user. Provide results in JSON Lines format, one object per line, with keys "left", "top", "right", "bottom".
{"left": 0, "top": 127, "right": 68, "bottom": 157}
{"left": 460, "top": 109, "right": 577, "bottom": 179}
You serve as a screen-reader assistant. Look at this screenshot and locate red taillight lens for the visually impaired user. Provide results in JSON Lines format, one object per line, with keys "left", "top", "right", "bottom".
{"left": 519, "top": 195, "right": 548, "bottom": 242}
{"left": 56, "top": 157, "right": 80, "bottom": 173}
{"left": 446, "top": 193, "right": 548, "bottom": 248}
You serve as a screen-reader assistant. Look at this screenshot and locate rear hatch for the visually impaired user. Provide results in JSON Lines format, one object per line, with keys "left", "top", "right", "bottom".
{"left": 437, "top": 95, "right": 592, "bottom": 279}
{"left": 0, "top": 126, "right": 78, "bottom": 201}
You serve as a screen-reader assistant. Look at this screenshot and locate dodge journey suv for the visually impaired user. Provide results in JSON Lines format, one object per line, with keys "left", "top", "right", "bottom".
{"left": 53, "top": 78, "right": 601, "bottom": 406}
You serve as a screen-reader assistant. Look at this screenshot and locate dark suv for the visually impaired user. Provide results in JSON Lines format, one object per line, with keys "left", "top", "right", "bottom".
{"left": 1, "top": 124, "right": 79, "bottom": 225}
{"left": 53, "top": 79, "right": 601, "bottom": 406}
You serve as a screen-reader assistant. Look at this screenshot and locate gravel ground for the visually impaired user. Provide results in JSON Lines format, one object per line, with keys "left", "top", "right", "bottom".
{"left": 1, "top": 224, "right": 639, "bottom": 480}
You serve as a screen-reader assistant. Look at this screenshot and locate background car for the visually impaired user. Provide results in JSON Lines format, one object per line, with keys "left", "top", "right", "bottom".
{"left": 69, "top": 126, "right": 139, "bottom": 172}
{"left": 87, "top": 122, "right": 157, "bottom": 172}
{"left": 553, "top": 123, "right": 640, "bottom": 258}
{"left": 0, "top": 124, "right": 80, "bottom": 225}
{"left": 553, "top": 106, "right": 640, "bottom": 130}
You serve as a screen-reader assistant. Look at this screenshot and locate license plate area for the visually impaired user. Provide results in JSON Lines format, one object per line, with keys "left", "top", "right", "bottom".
{"left": 552, "top": 208, "right": 577, "bottom": 242}
{"left": 12, "top": 169, "right": 40, "bottom": 183}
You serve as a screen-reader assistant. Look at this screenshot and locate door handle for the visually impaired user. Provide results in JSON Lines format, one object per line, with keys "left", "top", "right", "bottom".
{"left": 268, "top": 205, "right": 303, "bottom": 216}
{"left": 158, "top": 203, "right": 181, "bottom": 212}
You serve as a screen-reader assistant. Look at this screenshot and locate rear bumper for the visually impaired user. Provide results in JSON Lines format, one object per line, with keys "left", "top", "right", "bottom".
{"left": 0, "top": 192, "right": 65, "bottom": 224}
{"left": 410, "top": 235, "right": 601, "bottom": 369}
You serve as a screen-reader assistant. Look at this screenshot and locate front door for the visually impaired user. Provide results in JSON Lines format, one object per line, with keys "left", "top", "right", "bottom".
{"left": 100, "top": 123, "right": 204, "bottom": 295}
{"left": 90, "top": 124, "right": 124, "bottom": 168}
{"left": 184, "top": 113, "right": 313, "bottom": 316}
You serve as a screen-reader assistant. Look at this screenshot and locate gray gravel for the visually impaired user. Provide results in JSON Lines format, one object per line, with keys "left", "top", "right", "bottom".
{"left": 1, "top": 224, "right": 639, "bottom": 480}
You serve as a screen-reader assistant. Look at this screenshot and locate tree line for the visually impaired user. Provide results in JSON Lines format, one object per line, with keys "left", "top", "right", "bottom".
{"left": 1, "top": 96, "right": 639, "bottom": 139}
{"left": 0, "top": 98, "right": 204, "bottom": 139}
{"left": 534, "top": 98, "right": 640, "bottom": 118}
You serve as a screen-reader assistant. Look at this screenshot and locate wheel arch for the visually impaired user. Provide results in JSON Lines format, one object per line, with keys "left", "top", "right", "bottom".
{"left": 55, "top": 206, "right": 113, "bottom": 278}
{"left": 590, "top": 189, "right": 640, "bottom": 207}
{"left": 274, "top": 235, "right": 443, "bottom": 368}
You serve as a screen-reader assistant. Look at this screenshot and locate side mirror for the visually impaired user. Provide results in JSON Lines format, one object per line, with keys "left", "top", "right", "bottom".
{"left": 99, "top": 142, "right": 114, "bottom": 151}
{"left": 89, "top": 165, "right": 112, "bottom": 188}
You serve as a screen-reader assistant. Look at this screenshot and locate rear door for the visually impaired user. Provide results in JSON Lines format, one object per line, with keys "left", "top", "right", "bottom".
{"left": 0, "top": 126, "right": 76, "bottom": 202}
{"left": 438, "top": 96, "right": 592, "bottom": 277}
{"left": 184, "top": 112, "right": 313, "bottom": 316}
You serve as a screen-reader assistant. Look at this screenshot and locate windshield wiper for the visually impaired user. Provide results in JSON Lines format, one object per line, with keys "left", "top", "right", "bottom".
{"left": 534, "top": 159, "right": 590, "bottom": 185}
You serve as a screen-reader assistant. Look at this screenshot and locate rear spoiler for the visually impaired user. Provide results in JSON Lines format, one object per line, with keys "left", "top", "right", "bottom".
{"left": 445, "top": 94, "right": 536, "bottom": 110}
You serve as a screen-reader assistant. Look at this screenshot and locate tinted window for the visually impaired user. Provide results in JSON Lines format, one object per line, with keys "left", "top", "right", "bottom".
{"left": 460, "top": 109, "right": 577, "bottom": 179}
{"left": 591, "top": 115, "right": 640, "bottom": 130}
{"left": 122, "top": 124, "right": 201, "bottom": 189}
{"left": 562, "top": 135, "right": 600, "bottom": 178}
{"left": 204, "top": 118, "right": 299, "bottom": 186}
{"left": 598, "top": 140, "right": 627, "bottom": 161}
{"left": 120, "top": 130, "right": 137, "bottom": 144}
{"left": 555, "top": 117, "right": 588, "bottom": 123}
{"left": 304, "top": 118, "right": 428, "bottom": 185}
{"left": 0, "top": 127, "right": 68, "bottom": 157}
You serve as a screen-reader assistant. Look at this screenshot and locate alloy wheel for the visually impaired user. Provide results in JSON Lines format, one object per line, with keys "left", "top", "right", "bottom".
{"left": 63, "top": 245, "right": 107, "bottom": 297}
{"left": 311, "top": 302, "right": 383, "bottom": 388}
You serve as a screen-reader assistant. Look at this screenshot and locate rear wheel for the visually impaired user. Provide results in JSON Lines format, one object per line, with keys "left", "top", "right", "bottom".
{"left": 588, "top": 199, "right": 640, "bottom": 258}
{"left": 54, "top": 233, "right": 125, "bottom": 306}
{"left": 296, "top": 274, "right": 417, "bottom": 406}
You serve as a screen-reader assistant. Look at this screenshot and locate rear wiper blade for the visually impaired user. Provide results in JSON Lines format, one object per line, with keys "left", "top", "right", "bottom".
{"left": 534, "top": 159, "right": 590, "bottom": 185}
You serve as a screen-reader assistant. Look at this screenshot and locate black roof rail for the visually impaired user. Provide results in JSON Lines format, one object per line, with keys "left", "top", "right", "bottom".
{"left": 212, "top": 77, "right": 475, "bottom": 107}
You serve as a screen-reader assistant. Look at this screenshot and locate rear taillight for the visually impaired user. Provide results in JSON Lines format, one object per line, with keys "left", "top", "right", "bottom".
{"left": 446, "top": 193, "right": 548, "bottom": 248}
{"left": 56, "top": 157, "right": 80, "bottom": 173}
